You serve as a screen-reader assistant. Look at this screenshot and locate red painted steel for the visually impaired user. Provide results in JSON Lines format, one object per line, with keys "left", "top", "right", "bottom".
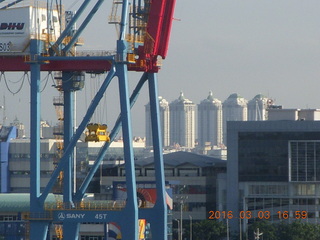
{"left": 158, "top": 0, "right": 176, "bottom": 58}
{"left": 0, "top": 0, "right": 176, "bottom": 73}
{"left": 144, "top": 0, "right": 167, "bottom": 56}
{"left": 144, "top": 0, "right": 176, "bottom": 58}
{"left": 0, "top": 56, "right": 112, "bottom": 72}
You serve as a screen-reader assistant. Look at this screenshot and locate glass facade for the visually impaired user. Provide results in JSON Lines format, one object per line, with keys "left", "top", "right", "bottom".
{"left": 245, "top": 197, "right": 318, "bottom": 224}
{"left": 249, "top": 184, "right": 288, "bottom": 196}
{"left": 289, "top": 141, "right": 320, "bottom": 182}
{"left": 238, "top": 132, "right": 320, "bottom": 182}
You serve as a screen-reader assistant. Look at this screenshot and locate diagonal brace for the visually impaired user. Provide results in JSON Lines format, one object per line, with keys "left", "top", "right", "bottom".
{"left": 39, "top": 65, "right": 116, "bottom": 203}
{"left": 74, "top": 72, "right": 148, "bottom": 201}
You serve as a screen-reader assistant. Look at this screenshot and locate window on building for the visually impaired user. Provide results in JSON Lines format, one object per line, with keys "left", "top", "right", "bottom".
{"left": 239, "top": 132, "right": 320, "bottom": 182}
{"left": 164, "top": 168, "right": 174, "bottom": 177}
{"left": 289, "top": 141, "right": 320, "bottom": 182}
{"left": 294, "top": 184, "right": 315, "bottom": 196}
{"left": 249, "top": 184, "right": 288, "bottom": 196}
{"left": 80, "top": 236, "right": 103, "bottom": 240}
{"left": 0, "top": 215, "right": 17, "bottom": 221}
{"left": 177, "top": 168, "right": 199, "bottom": 177}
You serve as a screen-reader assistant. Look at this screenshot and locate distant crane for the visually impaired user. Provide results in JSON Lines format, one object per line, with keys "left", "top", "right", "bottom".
{"left": 0, "top": 0, "right": 177, "bottom": 240}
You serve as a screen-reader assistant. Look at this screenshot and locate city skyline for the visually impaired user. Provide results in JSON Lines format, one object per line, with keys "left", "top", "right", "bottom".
{"left": 1, "top": 89, "right": 278, "bottom": 139}
{"left": 1, "top": 0, "right": 320, "bottom": 137}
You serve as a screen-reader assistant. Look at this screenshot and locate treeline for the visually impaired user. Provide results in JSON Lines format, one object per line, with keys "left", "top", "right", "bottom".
{"left": 180, "top": 220, "right": 320, "bottom": 240}
{"left": 247, "top": 220, "right": 320, "bottom": 240}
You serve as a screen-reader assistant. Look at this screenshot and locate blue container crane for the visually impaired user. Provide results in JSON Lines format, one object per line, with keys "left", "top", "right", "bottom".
{"left": 0, "top": 0, "right": 177, "bottom": 239}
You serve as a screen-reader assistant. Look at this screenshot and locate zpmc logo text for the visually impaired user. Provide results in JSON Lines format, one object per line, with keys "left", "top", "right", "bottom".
{"left": 0, "top": 23, "right": 25, "bottom": 30}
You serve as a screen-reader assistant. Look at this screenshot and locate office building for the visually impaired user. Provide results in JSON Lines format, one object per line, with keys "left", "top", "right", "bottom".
{"left": 197, "top": 91, "right": 223, "bottom": 147}
{"left": 169, "top": 92, "right": 196, "bottom": 149}
{"left": 222, "top": 93, "right": 247, "bottom": 145}
{"left": 224, "top": 120, "right": 320, "bottom": 234}
{"left": 145, "top": 96, "right": 170, "bottom": 148}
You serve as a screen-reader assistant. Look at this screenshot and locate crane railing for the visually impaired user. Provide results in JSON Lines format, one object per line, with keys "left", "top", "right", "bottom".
{"left": 44, "top": 200, "right": 155, "bottom": 211}
{"left": 44, "top": 200, "right": 127, "bottom": 211}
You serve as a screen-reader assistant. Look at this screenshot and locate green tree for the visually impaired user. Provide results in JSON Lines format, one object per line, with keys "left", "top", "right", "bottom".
{"left": 190, "top": 220, "right": 227, "bottom": 240}
{"left": 248, "top": 220, "right": 320, "bottom": 240}
{"left": 277, "top": 221, "right": 320, "bottom": 240}
{"left": 248, "top": 220, "right": 277, "bottom": 240}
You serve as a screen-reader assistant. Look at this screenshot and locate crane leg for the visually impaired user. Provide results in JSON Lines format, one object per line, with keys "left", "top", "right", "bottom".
{"left": 63, "top": 222, "right": 80, "bottom": 240}
{"left": 148, "top": 72, "right": 167, "bottom": 240}
{"left": 117, "top": 60, "right": 138, "bottom": 240}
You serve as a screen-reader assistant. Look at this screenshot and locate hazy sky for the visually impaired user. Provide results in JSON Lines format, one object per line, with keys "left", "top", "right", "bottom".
{"left": 1, "top": 0, "right": 320, "bottom": 136}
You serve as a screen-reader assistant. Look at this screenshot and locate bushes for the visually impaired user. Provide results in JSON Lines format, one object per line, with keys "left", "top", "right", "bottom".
{"left": 248, "top": 220, "right": 320, "bottom": 240}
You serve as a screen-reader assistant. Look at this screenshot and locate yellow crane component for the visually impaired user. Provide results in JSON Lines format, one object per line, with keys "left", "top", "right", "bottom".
{"left": 55, "top": 224, "right": 63, "bottom": 239}
{"left": 85, "top": 123, "right": 110, "bottom": 142}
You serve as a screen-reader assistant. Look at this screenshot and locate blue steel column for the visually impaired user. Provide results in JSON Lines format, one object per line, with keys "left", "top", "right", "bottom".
{"left": 117, "top": 0, "right": 138, "bottom": 238}
{"left": 116, "top": 42, "right": 138, "bottom": 240}
{"left": 29, "top": 39, "right": 49, "bottom": 240}
{"left": 148, "top": 72, "right": 167, "bottom": 240}
{"left": 62, "top": 72, "right": 80, "bottom": 240}
{"left": 62, "top": 72, "right": 74, "bottom": 204}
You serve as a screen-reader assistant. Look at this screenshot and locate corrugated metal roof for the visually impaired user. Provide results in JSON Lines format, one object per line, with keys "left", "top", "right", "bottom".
{"left": 134, "top": 151, "right": 226, "bottom": 168}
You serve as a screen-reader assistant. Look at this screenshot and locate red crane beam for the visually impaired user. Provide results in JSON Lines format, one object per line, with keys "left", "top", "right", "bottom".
{"left": 0, "top": 56, "right": 112, "bottom": 72}
{"left": 158, "top": 0, "right": 176, "bottom": 58}
{"left": 144, "top": 0, "right": 176, "bottom": 59}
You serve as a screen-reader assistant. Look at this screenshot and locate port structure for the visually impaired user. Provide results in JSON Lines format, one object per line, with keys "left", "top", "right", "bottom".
{"left": 0, "top": 0, "right": 176, "bottom": 239}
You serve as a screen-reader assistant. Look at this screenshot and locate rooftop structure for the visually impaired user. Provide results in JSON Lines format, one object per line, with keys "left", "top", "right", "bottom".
{"left": 268, "top": 108, "right": 320, "bottom": 121}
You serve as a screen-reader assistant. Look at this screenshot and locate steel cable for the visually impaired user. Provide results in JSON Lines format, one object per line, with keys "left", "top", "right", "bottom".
{"left": 3, "top": 72, "right": 26, "bottom": 95}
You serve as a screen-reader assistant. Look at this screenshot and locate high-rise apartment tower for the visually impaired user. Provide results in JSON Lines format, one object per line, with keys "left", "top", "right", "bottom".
{"left": 247, "top": 94, "right": 270, "bottom": 121}
{"left": 222, "top": 93, "right": 247, "bottom": 145}
{"left": 169, "top": 92, "right": 196, "bottom": 149}
{"left": 145, "top": 96, "right": 170, "bottom": 147}
{"left": 198, "top": 91, "right": 223, "bottom": 147}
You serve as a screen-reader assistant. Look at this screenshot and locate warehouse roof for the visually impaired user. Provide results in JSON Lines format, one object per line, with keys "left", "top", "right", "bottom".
{"left": 134, "top": 151, "right": 226, "bottom": 168}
